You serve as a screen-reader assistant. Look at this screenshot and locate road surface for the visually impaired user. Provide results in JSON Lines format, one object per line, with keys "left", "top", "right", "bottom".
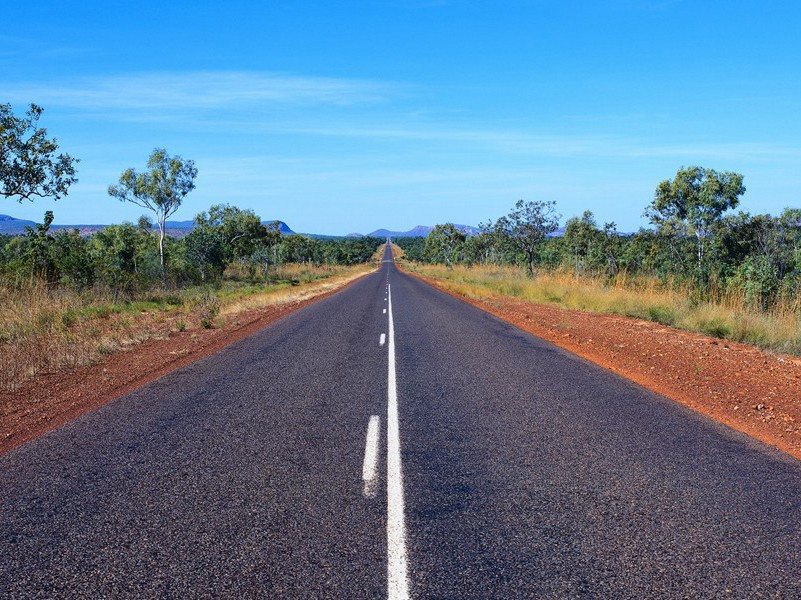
{"left": 3, "top": 243, "right": 801, "bottom": 598}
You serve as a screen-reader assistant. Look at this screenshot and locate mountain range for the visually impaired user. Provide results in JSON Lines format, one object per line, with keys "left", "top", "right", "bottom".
{"left": 0, "top": 215, "right": 294, "bottom": 237}
{"left": 350, "top": 224, "right": 481, "bottom": 238}
{"left": 2, "top": 215, "right": 577, "bottom": 238}
{"left": 0, "top": 215, "right": 480, "bottom": 238}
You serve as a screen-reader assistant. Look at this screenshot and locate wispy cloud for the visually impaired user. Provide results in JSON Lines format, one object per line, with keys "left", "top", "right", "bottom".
{"left": 278, "top": 124, "right": 801, "bottom": 162}
{"left": 4, "top": 71, "right": 397, "bottom": 111}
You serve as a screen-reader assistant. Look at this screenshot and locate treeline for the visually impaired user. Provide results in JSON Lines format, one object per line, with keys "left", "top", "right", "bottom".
{"left": 398, "top": 167, "right": 801, "bottom": 312}
{"left": 0, "top": 205, "right": 383, "bottom": 294}
{"left": 1, "top": 103, "right": 381, "bottom": 295}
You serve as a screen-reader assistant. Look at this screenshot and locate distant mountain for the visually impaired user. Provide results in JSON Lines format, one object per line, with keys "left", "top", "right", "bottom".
{"left": 263, "top": 220, "right": 295, "bottom": 234}
{"left": 367, "top": 224, "right": 480, "bottom": 238}
{"left": 162, "top": 220, "right": 195, "bottom": 228}
{"left": 0, "top": 214, "right": 297, "bottom": 237}
{"left": 0, "top": 214, "right": 36, "bottom": 232}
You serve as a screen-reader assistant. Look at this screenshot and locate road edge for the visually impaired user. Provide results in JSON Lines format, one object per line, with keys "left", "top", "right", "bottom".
{"left": 403, "top": 268, "right": 801, "bottom": 463}
{"left": 0, "top": 271, "right": 374, "bottom": 457}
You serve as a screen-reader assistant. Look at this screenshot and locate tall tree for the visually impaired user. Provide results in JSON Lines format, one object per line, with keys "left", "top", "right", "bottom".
{"left": 108, "top": 148, "right": 197, "bottom": 272}
{"left": 498, "top": 199, "right": 560, "bottom": 277}
{"left": 645, "top": 166, "right": 745, "bottom": 273}
{"left": 424, "top": 223, "right": 466, "bottom": 268}
{"left": 1, "top": 103, "right": 78, "bottom": 202}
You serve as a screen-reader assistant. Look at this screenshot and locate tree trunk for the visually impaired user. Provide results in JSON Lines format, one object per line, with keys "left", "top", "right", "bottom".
{"left": 526, "top": 251, "right": 535, "bottom": 278}
{"left": 158, "top": 220, "right": 166, "bottom": 272}
{"left": 696, "top": 231, "right": 703, "bottom": 272}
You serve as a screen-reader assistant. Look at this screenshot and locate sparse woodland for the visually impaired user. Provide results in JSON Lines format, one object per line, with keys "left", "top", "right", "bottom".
{"left": 397, "top": 169, "right": 801, "bottom": 354}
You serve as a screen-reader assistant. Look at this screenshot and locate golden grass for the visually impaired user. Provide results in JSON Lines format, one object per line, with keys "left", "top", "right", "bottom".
{"left": 0, "top": 264, "right": 373, "bottom": 392}
{"left": 220, "top": 264, "right": 372, "bottom": 315}
{"left": 406, "top": 263, "right": 801, "bottom": 356}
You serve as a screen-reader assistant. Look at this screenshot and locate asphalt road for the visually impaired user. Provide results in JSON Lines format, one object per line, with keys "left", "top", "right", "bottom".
{"left": 3, "top": 243, "right": 801, "bottom": 598}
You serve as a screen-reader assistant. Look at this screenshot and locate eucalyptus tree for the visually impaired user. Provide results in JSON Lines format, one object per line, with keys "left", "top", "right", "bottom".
{"left": 424, "top": 223, "right": 466, "bottom": 268}
{"left": 498, "top": 199, "right": 560, "bottom": 277}
{"left": 108, "top": 148, "right": 197, "bottom": 272}
{"left": 645, "top": 166, "right": 745, "bottom": 274}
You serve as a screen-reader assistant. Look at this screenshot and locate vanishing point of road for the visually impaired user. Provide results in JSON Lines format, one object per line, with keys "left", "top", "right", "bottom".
{"left": 3, "top": 243, "right": 801, "bottom": 598}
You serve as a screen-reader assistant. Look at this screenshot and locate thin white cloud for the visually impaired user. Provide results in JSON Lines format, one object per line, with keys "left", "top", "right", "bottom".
{"left": 279, "top": 124, "right": 801, "bottom": 162}
{"left": 3, "top": 71, "right": 396, "bottom": 111}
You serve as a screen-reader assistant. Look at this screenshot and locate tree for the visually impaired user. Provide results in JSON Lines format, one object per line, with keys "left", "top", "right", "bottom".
{"left": 184, "top": 225, "right": 225, "bottom": 282}
{"left": 497, "top": 200, "right": 560, "bottom": 277}
{"left": 1, "top": 103, "right": 78, "bottom": 202}
{"left": 645, "top": 166, "right": 745, "bottom": 273}
{"left": 193, "top": 204, "right": 267, "bottom": 263}
{"left": 23, "top": 210, "right": 55, "bottom": 279}
{"left": 424, "top": 223, "right": 466, "bottom": 268}
{"left": 563, "top": 210, "right": 599, "bottom": 271}
{"left": 108, "top": 148, "right": 197, "bottom": 272}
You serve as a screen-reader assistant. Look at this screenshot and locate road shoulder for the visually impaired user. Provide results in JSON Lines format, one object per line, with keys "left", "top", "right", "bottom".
{"left": 0, "top": 271, "right": 372, "bottom": 456}
{"left": 405, "top": 269, "right": 801, "bottom": 462}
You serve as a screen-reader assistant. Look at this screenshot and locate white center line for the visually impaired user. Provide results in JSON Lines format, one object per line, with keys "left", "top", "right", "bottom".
{"left": 362, "top": 415, "right": 381, "bottom": 498}
{"left": 387, "top": 283, "right": 410, "bottom": 599}
{"left": 379, "top": 333, "right": 386, "bottom": 346}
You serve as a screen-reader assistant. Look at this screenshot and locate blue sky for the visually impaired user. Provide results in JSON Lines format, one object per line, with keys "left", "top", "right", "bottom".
{"left": 2, "top": 0, "right": 799, "bottom": 235}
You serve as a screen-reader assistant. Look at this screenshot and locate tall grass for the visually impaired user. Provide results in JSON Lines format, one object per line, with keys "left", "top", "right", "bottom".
{"left": 407, "top": 263, "right": 801, "bottom": 356}
{"left": 0, "top": 264, "right": 371, "bottom": 392}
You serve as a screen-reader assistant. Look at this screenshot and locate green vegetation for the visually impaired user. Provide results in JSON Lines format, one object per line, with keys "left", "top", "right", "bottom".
{"left": 0, "top": 102, "right": 383, "bottom": 389}
{"left": 1, "top": 103, "right": 78, "bottom": 202}
{"left": 397, "top": 166, "right": 801, "bottom": 355}
{"left": 108, "top": 148, "right": 198, "bottom": 271}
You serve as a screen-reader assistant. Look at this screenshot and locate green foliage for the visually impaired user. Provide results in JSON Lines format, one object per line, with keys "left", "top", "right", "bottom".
{"left": 492, "top": 199, "right": 560, "bottom": 277}
{"left": 395, "top": 237, "right": 426, "bottom": 261}
{"left": 408, "top": 167, "right": 798, "bottom": 321}
{"left": 646, "top": 166, "right": 745, "bottom": 274}
{"left": 108, "top": 148, "right": 197, "bottom": 270}
{"left": 0, "top": 204, "right": 382, "bottom": 303}
{"left": 1, "top": 103, "right": 78, "bottom": 202}
{"left": 424, "top": 224, "right": 466, "bottom": 268}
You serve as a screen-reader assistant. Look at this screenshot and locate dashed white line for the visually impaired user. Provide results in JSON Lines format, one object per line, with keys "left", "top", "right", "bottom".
{"left": 362, "top": 416, "right": 381, "bottom": 498}
{"left": 386, "top": 283, "right": 410, "bottom": 599}
{"left": 380, "top": 333, "right": 386, "bottom": 346}
{"left": 383, "top": 309, "right": 387, "bottom": 314}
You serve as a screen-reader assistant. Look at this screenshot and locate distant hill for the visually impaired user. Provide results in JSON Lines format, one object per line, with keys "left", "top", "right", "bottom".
{"left": 162, "top": 220, "right": 195, "bottom": 228}
{"left": 0, "top": 214, "right": 296, "bottom": 237}
{"left": 366, "top": 224, "right": 480, "bottom": 238}
{"left": 0, "top": 215, "right": 36, "bottom": 233}
{"left": 263, "top": 220, "right": 295, "bottom": 234}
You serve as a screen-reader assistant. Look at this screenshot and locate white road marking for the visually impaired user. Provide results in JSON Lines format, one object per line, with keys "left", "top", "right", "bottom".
{"left": 386, "top": 283, "right": 410, "bottom": 599}
{"left": 383, "top": 309, "right": 387, "bottom": 314}
{"left": 362, "top": 416, "right": 381, "bottom": 498}
{"left": 380, "top": 333, "right": 386, "bottom": 346}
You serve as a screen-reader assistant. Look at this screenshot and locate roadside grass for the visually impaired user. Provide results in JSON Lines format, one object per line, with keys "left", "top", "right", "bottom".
{"left": 372, "top": 242, "right": 404, "bottom": 262}
{"left": 0, "top": 263, "right": 372, "bottom": 392}
{"left": 405, "top": 263, "right": 801, "bottom": 357}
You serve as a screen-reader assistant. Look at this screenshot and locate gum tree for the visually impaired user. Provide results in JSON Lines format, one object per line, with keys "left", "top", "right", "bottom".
{"left": 498, "top": 199, "right": 560, "bottom": 277}
{"left": 645, "top": 166, "right": 745, "bottom": 274}
{"left": 108, "top": 148, "right": 197, "bottom": 272}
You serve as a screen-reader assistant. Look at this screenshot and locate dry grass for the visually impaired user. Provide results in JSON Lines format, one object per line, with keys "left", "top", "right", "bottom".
{"left": 220, "top": 264, "right": 372, "bottom": 315}
{"left": 406, "top": 263, "right": 801, "bottom": 356}
{"left": 0, "top": 264, "right": 372, "bottom": 392}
